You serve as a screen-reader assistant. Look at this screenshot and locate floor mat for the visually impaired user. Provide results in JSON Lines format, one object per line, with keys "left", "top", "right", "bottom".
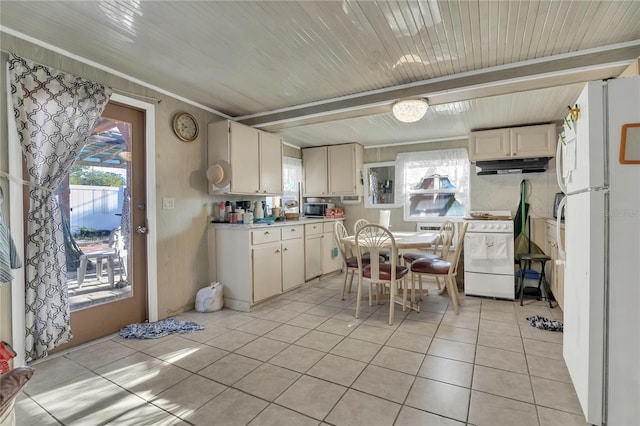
{"left": 526, "top": 315, "right": 563, "bottom": 332}
{"left": 119, "top": 317, "right": 203, "bottom": 339}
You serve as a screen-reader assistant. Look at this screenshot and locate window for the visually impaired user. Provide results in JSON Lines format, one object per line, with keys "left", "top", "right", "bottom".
{"left": 396, "top": 148, "right": 470, "bottom": 221}
{"left": 268, "top": 156, "right": 302, "bottom": 213}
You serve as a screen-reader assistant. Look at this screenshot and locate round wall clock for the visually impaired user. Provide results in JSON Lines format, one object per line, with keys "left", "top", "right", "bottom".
{"left": 173, "top": 112, "right": 199, "bottom": 142}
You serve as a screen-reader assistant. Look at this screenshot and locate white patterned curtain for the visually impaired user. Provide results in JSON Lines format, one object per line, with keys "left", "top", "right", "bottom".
{"left": 8, "top": 54, "right": 112, "bottom": 361}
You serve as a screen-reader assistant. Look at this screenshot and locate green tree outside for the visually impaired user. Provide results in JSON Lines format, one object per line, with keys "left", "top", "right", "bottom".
{"left": 69, "top": 165, "right": 125, "bottom": 187}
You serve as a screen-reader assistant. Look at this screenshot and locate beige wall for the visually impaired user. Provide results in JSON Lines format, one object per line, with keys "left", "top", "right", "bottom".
{"left": 0, "top": 33, "right": 222, "bottom": 334}
{"left": 337, "top": 139, "right": 562, "bottom": 233}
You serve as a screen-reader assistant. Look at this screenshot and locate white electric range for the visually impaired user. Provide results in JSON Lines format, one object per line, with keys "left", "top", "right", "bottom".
{"left": 464, "top": 211, "right": 515, "bottom": 299}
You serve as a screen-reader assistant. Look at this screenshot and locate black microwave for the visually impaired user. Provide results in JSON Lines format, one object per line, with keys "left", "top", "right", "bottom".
{"left": 303, "top": 203, "right": 335, "bottom": 217}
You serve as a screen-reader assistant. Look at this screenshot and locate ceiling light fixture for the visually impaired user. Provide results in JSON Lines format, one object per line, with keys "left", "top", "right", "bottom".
{"left": 392, "top": 98, "right": 429, "bottom": 123}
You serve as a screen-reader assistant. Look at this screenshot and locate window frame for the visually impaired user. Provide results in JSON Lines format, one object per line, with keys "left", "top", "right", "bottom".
{"left": 396, "top": 148, "right": 470, "bottom": 222}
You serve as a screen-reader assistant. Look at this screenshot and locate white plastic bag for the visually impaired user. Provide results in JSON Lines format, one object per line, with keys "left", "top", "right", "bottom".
{"left": 195, "top": 282, "right": 224, "bottom": 312}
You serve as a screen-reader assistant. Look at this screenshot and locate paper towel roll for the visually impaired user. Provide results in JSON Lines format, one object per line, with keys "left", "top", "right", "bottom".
{"left": 379, "top": 210, "right": 391, "bottom": 228}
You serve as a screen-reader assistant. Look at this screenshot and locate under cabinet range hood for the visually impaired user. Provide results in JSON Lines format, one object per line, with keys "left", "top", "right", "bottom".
{"left": 475, "top": 157, "right": 550, "bottom": 175}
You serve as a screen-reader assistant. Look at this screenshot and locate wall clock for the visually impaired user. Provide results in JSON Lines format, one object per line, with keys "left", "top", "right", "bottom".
{"left": 173, "top": 112, "right": 199, "bottom": 142}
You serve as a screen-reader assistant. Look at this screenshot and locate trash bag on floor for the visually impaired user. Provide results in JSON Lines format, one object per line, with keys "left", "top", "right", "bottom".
{"left": 195, "top": 282, "right": 224, "bottom": 312}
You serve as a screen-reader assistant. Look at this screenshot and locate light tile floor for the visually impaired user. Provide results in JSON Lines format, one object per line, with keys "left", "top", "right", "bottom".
{"left": 16, "top": 274, "right": 588, "bottom": 425}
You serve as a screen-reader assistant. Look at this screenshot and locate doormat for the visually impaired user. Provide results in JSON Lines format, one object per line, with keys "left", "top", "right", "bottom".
{"left": 119, "top": 318, "right": 203, "bottom": 339}
{"left": 526, "top": 315, "right": 563, "bottom": 332}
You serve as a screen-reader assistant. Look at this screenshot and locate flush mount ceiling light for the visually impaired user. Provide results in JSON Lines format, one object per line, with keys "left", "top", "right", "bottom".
{"left": 392, "top": 98, "right": 429, "bottom": 123}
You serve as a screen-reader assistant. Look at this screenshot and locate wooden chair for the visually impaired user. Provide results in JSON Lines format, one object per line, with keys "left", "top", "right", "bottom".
{"left": 410, "top": 222, "right": 469, "bottom": 314}
{"left": 354, "top": 224, "right": 409, "bottom": 325}
{"left": 402, "top": 220, "right": 456, "bottom": 297}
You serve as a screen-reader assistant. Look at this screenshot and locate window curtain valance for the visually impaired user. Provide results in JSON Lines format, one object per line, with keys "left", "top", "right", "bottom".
{"left": 8, "top": 53, "right": 112, "bottom": 361}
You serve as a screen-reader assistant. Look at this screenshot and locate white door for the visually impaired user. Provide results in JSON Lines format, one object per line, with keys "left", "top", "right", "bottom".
{"left": 563, "top": 190, "right": 606, "bottom": 424}
{"left": 565, "top": 81, "right": 606, "bottom": 193}
{"left": 463, "top": 233, "right": 514, "bottom": 275}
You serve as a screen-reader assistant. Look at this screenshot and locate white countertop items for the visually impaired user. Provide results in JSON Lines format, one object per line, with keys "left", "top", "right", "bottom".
{"left": 209, "top": 216, "right": 342, "bottom": 229}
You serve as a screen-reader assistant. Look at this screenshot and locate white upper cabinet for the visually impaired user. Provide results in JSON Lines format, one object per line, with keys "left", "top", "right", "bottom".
{"left": 208, "top": 120, "right": 283, "bottom": 195}
{"left": 328, "top": 144, "right": 362, "bottom": 196}
{"left": 302, "top": 143, "right": 363, "bottom": 197}
{"left": 468, "top": 123, "right": 557, "bottom": 161}
{"left": 302, "top": 146, "right": 328, "bottom": 196}
{"left": 259, "top": 131, "right": 283, "bottom": 194}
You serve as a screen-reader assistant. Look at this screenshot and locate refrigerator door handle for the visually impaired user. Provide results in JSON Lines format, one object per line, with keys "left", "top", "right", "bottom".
{"left": 556, "top": 195, "right": 567, "bottom": 260}
{"left": 556, "top": 136, "right": 567, "bottom": 193}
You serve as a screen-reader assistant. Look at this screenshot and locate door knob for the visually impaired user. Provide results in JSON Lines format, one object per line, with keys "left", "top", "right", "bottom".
{"left": 135, "top": 225, "right": 147, "bottom": 234}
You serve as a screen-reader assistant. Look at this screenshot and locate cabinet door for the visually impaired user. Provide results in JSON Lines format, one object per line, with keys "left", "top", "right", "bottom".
{"left": 303, "top": 147, "right": 328, "bottom": 196}
{"left": 282, "top": 238, "right": 304, "bottom": 291}
{"left": 305, "top": 235, "right": 322, "bottom": 280}
{"left": 259, "top": 131, "right": 283, "bottom": 194}
{"left": 328, "top": 144, "right": 357, "bottom": 195}
{"left": 253, "top": 243, "right": 282, "bottom": 302}
{"left": 468, "top": 129, "right": 510, "bottom": 161}
{"left": 230, "top": 122, "right": 260, "bottom": 193}
{"left": 510, "top": 124, "right": 556, "bottom": 158}
{"left": 321, "top": 232, "right": 342, "bottom": 274}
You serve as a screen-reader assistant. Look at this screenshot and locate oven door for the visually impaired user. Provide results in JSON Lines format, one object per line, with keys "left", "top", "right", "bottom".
{"left": 464, "top": 233, "right": 514, "bottom": 274}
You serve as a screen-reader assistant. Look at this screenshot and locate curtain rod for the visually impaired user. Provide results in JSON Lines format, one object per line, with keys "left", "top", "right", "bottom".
{"left": 1, "top": 48, "right": 161, "bottom": 103}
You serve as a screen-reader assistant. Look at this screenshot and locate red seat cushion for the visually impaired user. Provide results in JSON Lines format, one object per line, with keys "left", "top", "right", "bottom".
{"left": 402, "top": 252, "right": 440, "bottom": 263}
{"left": 411, "top": 258, "right": 451, "bottom": 274}
{"left": 362, "top": 263, "right": 409, "bottom": 280}
{"left": 346, "top": 255, "right": 385, "bottom": 268}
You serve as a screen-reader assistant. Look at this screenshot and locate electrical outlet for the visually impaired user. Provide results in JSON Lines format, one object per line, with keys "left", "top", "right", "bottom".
{"left": 162, "top": 197, "right": 175, "bottom": 210}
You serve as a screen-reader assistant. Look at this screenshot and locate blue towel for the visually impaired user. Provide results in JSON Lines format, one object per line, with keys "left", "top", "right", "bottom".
{"left": 119, "top": 318, "right": 203, "bottom": 339}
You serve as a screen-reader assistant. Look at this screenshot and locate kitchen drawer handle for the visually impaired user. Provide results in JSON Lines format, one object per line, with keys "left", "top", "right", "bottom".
{"left": 291, "top": 229, "right": 296, "bottom": 232}
{"left": 265, "top": 231, "right": 270, "bottom": 235}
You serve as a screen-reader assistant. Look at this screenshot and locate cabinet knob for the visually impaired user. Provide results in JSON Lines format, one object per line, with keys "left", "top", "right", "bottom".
{"left": 283, "top": 247, "right": 288, "bottom": 251}
{"left": 291, "top": 229, "right": 296, "bottom": 232}
{"left": 265, "top": 231, "right": 270, "bottom": 235}
{"left": 275, "top": 249, "right": 281, "bottom": 253}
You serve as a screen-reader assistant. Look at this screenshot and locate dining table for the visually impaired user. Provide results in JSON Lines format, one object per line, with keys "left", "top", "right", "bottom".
{"left": 340, "top": 231, "right": 438, "bottom": 321}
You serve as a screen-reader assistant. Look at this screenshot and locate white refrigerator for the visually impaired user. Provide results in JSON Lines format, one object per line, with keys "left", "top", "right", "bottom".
{"left": 556, "top": 76, "right": 640, "bottom": 426}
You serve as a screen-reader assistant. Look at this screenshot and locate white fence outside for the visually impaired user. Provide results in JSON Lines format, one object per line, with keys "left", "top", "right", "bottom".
{"left": 69, "top": 185, "right": 124, "bottom": 235}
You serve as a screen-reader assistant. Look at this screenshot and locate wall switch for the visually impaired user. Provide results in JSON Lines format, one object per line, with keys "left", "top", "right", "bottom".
{"left": 162, "top": 197, "right": 175, "bottom": 209}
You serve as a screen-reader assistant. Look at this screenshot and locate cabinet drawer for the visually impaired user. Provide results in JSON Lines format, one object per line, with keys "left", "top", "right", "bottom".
{"left": 281, "top": 225, "right": 303, "bottom": 240}
{"left": 323, "top": 221, "right": 336, "bottom": 233}
{"left": 305, "top": 223, "right": 323, "bottom": 236}
{"left": 252, "top": 228, "right": 280, "bottom": 245}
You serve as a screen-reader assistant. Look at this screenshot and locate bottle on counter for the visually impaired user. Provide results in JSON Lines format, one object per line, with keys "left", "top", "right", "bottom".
{"left": 225, "top": 201, "right": 232, "bottom": 217}
{"left": 219, "top": 201, "right": 226, "bottom": 222}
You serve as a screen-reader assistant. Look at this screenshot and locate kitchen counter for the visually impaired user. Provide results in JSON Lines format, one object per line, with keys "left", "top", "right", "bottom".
{"left": 209, "top": 216, "right": 343, "bottom": 229}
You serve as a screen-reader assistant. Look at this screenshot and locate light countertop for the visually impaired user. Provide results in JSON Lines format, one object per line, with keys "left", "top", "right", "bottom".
{"left": 208, "top": 216, "right": 343, "bottom": 229}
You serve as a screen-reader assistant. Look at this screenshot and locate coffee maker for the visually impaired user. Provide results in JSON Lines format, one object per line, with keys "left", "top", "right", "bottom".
{"left": 236, "top": 201, "right": 251, "bottom": 212}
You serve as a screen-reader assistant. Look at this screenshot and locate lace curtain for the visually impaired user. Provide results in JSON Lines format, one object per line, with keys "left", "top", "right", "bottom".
{"left": 9, "top": 54, "right": 112, "bottom": 361}
{"left": 396, "top": 148, "right": 470, "bottom": 219}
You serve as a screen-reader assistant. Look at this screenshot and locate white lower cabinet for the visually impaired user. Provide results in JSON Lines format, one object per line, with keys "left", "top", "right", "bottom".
{"left": 252, "top": 242, "right": 282, "bottom": 303}
{"left": 305, "top": 224, "right": 323, "bottom": 280}
{"left": 215, "top": 224, "right": 305, "bottom": 311}
{"left": 305, "top": 221, "right": 342, "bottom": 280}
{"left": 282, "top": 238, "right": 304, "bottom": 291}
{"left": 322, "top": 222, "right": 342, "bottom": 275}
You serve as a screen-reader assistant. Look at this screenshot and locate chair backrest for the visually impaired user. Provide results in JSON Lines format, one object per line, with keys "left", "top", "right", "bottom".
{"left": 448, "top": 222, "right": 469, "bottom": 275}
{"left": 436, "top": 220, "right": 456, "bottom": 259}
{"left": 355, "top": 224, "right": 398, "bottom": 282}
{"left": 333, "top": 221, "right": 353, "bottom": 262}
{"left": 353, "top": 219, "right": 370, "bottom": 235}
